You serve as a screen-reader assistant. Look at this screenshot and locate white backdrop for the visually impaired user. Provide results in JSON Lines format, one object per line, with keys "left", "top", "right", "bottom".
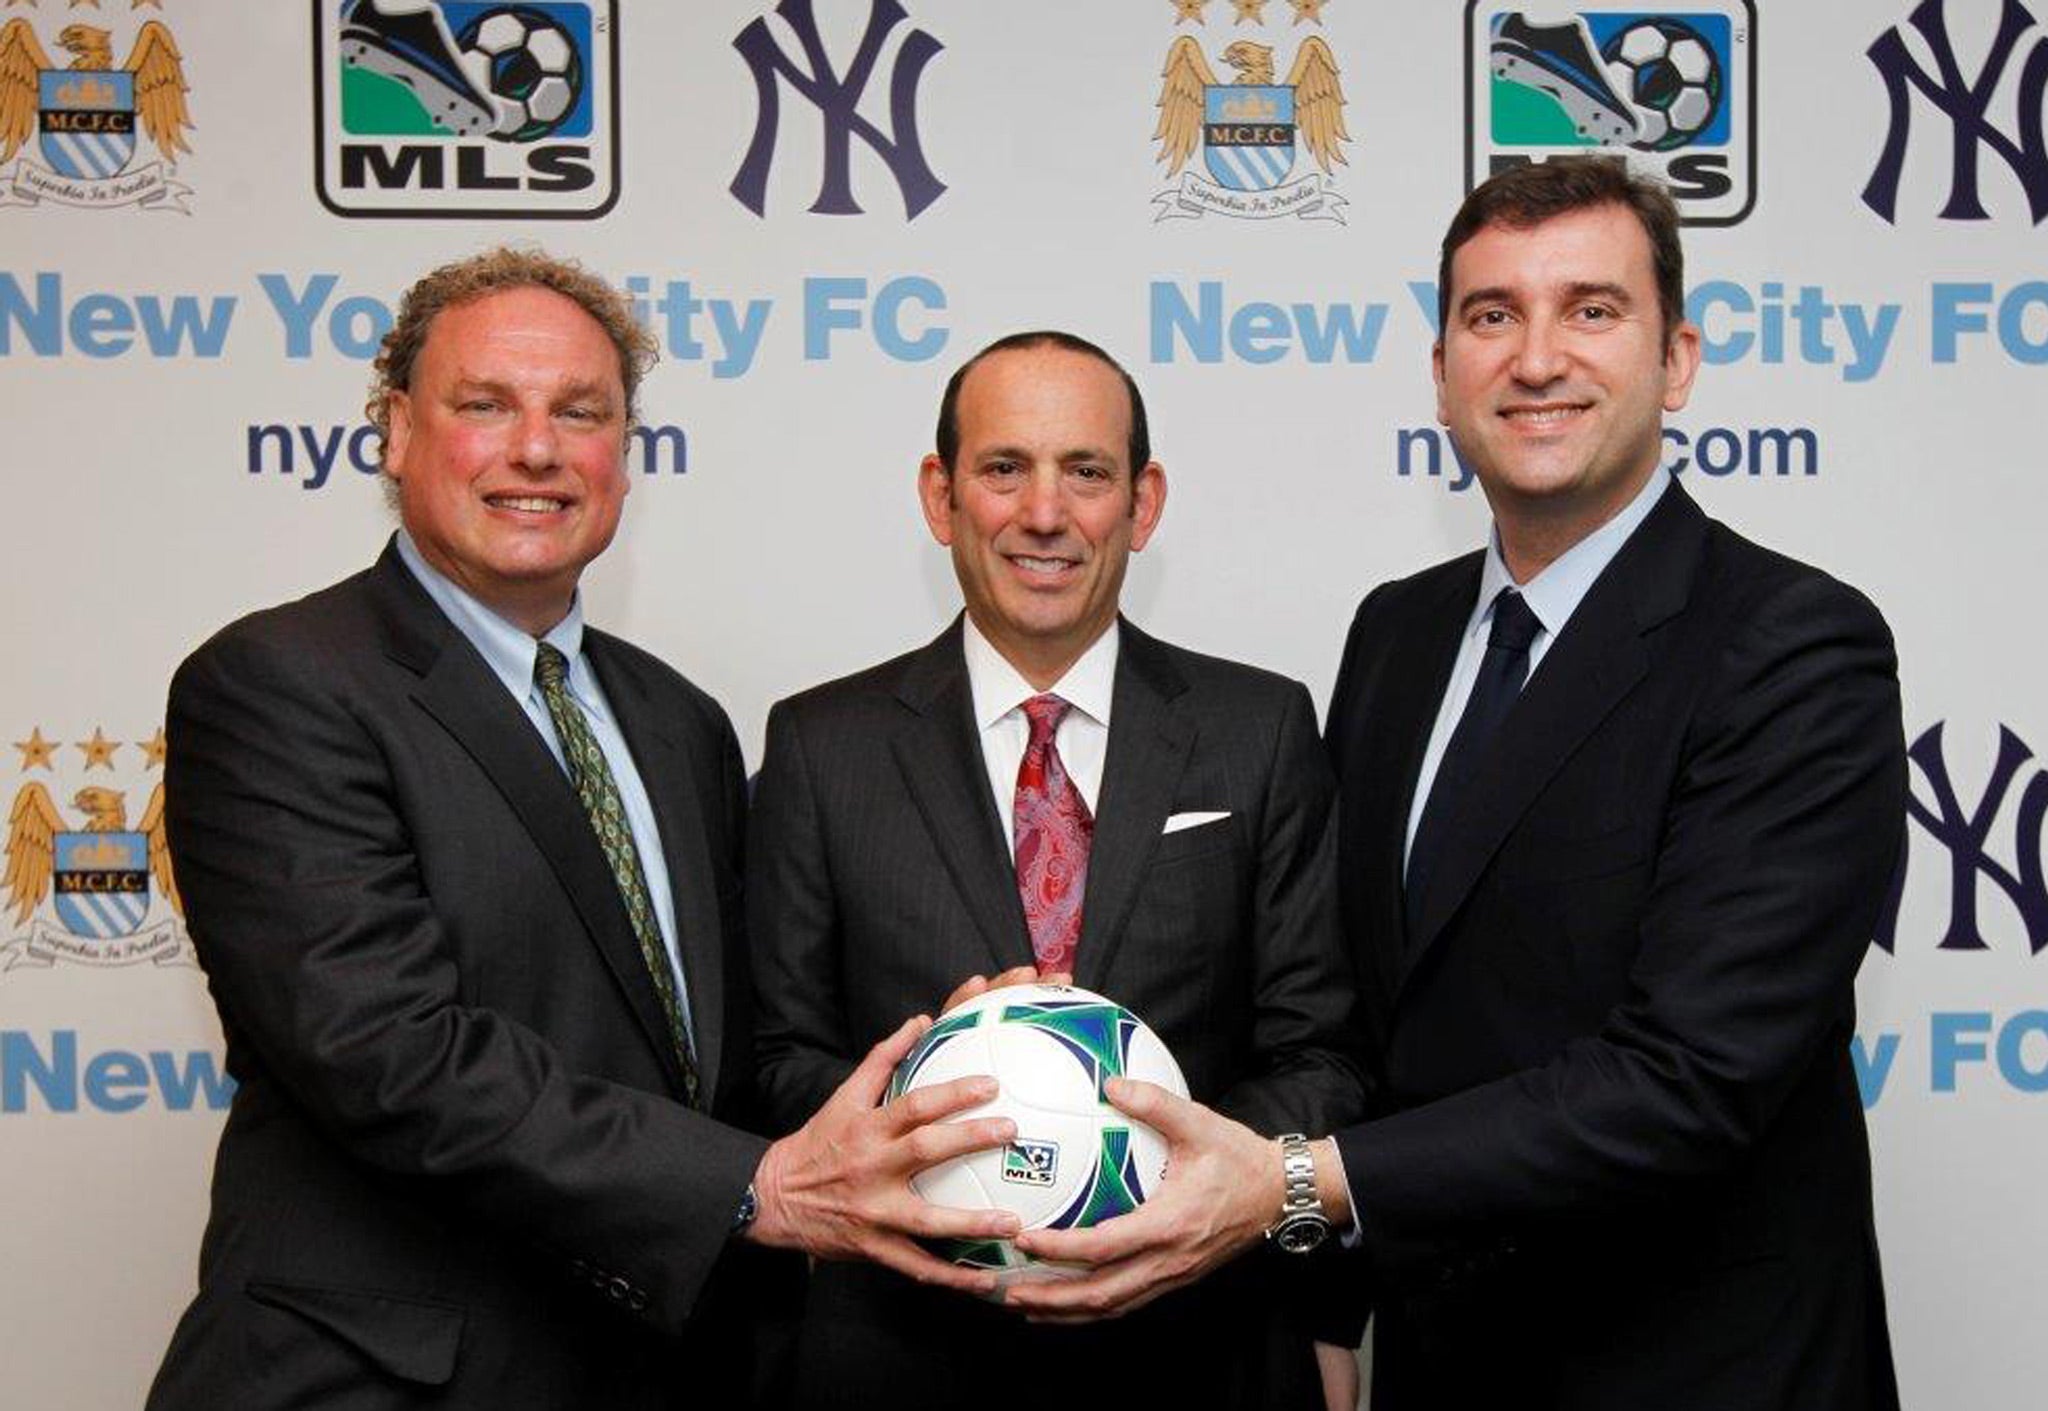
{"left": 3, "top": 2, "right": 2043, "bottom": 1405}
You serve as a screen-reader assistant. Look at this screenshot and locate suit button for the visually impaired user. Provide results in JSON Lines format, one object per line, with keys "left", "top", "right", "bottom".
{"left": 607, "top": 1276, "right": 632, "bottom": 1302}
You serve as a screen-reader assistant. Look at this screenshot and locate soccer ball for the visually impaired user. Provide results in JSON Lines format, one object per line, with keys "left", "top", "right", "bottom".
{"left": 456, "top": 5, "right": 584, "bottom": 142}
{"left": 887, "top": 983, "right": 1190, "bottom": 1283}
{"left": 1600, "top": 18, "right": 1721, "bottom": 152}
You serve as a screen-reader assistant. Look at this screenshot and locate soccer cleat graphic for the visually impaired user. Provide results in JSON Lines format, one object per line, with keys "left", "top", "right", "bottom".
{"left": 1491, "top": 13, "right": 1638, "bottom": 145}
{"left": 339, "top": 0, "right": 496, "bottom": 137}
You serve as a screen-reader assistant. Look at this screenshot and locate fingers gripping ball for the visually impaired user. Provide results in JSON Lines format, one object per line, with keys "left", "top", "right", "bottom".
{"left": 887, "top": 984, "right": 1189, "bottom": 1284}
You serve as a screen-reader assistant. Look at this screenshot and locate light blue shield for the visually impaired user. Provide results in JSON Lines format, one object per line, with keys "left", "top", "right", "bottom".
{"left": 53, "top": 832, "right": 150, "bottom": 939}
{"left": 1202, "top": 84, "right": 1296, "bottom": 191}
{"left": 38, "top": 69, "right": 138, "bottom": 179}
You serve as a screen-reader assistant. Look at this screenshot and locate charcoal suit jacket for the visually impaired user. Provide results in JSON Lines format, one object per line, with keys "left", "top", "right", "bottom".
{"left": 1323, "top": 482, "right": 1905, "bottom": 1410}
{"left": 749, "top": 616, "right": 1366, "bottom": 1409}
{"left": 147, "top": 541, "right": 776, "bottom": 1410}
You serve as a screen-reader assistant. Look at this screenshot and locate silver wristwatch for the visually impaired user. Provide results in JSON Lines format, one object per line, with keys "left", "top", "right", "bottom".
{"left": 1265, "top": 1133, "right": 1332, "bottom": 1254}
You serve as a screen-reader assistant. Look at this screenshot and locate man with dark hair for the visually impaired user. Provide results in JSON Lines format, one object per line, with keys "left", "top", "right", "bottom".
{"left": 748, "top": 330, "right": 1364, "bottom": 1408}
{"left": 1010, "top": 157, "right": 1906, "bottom": 1411}
{"left": 147, "top": 248, "right": 1020, "bottom": 1411}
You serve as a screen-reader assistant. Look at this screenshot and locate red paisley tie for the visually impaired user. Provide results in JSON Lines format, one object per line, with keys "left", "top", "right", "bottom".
{"left": 1013, "top": 694, "right": 1092, "bottom": 976}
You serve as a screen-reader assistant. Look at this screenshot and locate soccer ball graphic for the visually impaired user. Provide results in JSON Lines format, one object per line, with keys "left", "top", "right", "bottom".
{"left": 1601, "top": 18, "right": 1721, "bottom": 152}
{"left": 456, "top": 6, "right": 583, "bottom": 142}
{"left": 888, "top": 983, "right": 1190, "bottom": 1283}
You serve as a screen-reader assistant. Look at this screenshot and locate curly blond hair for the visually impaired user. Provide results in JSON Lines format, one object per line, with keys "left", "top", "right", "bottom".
{"left": 366, "top": 247, "right": 658, "bottom": 466}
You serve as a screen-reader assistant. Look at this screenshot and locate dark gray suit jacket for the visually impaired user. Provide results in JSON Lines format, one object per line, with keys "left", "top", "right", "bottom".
{"left": 147, "top": 542, "right": 775, "bottom": 1410}
{"left": 750, "top": 617, "right": 1365, "bottom": 1409}
{"left": 1324, "top": 484, "right": 1904, "bottom": 1410}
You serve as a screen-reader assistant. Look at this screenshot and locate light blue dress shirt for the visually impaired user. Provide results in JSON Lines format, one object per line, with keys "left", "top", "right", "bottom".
{"left": 395, "top": 531, "right": 695, "bottom": 1042}
{"left": 1403, "top": 469, "right": 1672, "bottom": 870}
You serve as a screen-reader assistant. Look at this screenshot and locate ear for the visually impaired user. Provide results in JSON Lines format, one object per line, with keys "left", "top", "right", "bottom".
{"left": 383, "top": 391, "right": 413, "bottom": 484}
{"left": 1432, "top": 340, "right": 1449, "bottom": 427}
{"left": 917, "top": 453, "right": 955, "bottom": 547}
{"left": 1662, "top": 321, "right": 1702, "bottom": 413}
{"left": 1128, "top": 462, "right": 1167, "bottom": 553}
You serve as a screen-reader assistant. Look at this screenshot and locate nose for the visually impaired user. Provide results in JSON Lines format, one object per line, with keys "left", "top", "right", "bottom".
{"left": 509, "top": 402, "right": 561, "bottom": 473}
{"left": 1509, "top": 315, "right": 1568, "bottom": 388}
{"left": 1016, "top": 467, "right": 1068, "bottom": 534}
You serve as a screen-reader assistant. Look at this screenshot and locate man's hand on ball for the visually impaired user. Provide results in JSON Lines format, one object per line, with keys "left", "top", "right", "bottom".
{"left": 940, "top": 966, "right": 1072, "bottom": 1015}
{"left": 1001, "top": 1078, "right": 1278, "bottom": 1321}
{"left": 746, "top": 1014, "right": 1021, "bottom": 1294}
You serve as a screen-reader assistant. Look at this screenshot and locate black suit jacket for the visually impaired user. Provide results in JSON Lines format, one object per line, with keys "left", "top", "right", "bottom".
{"left": 1324, "top": 484, "right": 1905, "bottom": 1410}
{"left": 147, "top": 543, "right": 774, "bottom": 1410}
{"left": 749, "top": 617, "right": 1365, "bottom": 1409}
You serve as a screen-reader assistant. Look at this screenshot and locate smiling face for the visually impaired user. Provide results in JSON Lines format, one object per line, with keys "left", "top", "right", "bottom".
{"left": 384, "top": 286, "right": 629, "bottom": 634}
{"left": 1435, "top": 202, "right": 1700, "bottom": 574}
{"left": 919, "top": 344, "right": 1165, "bottom": 689}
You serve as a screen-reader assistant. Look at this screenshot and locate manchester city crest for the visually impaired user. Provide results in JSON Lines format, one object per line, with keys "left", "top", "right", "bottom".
{"left": 0, "top": 1, "right": 194, "bottom": 212}
{"left": 1153, "top": 0, "right": 1350, "bottom": 223}
{"left": 3, "top": 725, "right": 193, "bottom": 973}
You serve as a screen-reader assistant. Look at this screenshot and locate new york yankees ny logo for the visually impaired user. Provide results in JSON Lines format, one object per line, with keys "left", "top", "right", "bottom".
{"left": 1863, "top": 0, "right": 2048, "bottom": 223}
{"left": 1874, "top": 722, "right": 2048, "bottom": 954}
{"left": 730, "top": 0, "right": 946, "bottom": 219}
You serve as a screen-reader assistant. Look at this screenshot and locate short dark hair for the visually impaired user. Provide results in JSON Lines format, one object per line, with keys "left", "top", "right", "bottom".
{"left": 933, "top": 331, "right": 1151, "bottom": 476}
{"left": 1438, "top": 157, "right": 1685, "bottom": 340}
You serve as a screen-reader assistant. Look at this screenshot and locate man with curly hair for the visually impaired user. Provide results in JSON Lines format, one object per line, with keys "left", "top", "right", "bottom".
{"left": 148, "top": 248, "right": 1019, "bottom": 1411}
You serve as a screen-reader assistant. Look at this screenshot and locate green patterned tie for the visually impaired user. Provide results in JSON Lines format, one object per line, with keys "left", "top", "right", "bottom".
{"left": 534, "top": 643, "right": 701, "bottom": 1108}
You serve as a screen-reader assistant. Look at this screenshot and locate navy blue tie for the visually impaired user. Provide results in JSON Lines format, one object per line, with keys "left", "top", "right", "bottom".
{"left": 1404, "top": 589, "right": 1543, "bottom": 946}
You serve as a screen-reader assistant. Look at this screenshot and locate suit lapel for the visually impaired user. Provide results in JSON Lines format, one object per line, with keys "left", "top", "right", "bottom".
{"left": 889, "top": 623, "right": 1037, "bottom": 974}
{"left": 1074, "top": 622, "right": 1193, "bottom": 992}
{"left": 586, "top": 637, "right": 726, "bottom": 1101}
{"left": 1347, "top": 564, "right": 1476, "bottom": 998}
{"left": 369, "top": 549, "right": 691, "bottom": 1096}
{"left": 1403, "top": 485, "right": 1706, "bottom": 983}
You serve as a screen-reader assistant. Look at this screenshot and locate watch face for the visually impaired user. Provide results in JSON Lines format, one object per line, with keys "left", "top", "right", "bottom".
{"left": 1275, "top": 1215, "right": 1330, "bottom": 1254}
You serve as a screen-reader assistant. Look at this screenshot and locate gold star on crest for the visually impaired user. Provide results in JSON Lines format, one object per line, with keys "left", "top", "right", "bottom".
{"left": 76, "top": 727, "right": 119, "bottom": 771}
{"left": 1172, "top": 0, "right": 1208, "bottom": 26}
{"left": 137, "top": 727, "right": 168, "bottom": 769}
{"left": 1231, "top": 0, "right": 1268, "bottom": 22}
{"left": 1289, "top": 0, "right": 1327, "bottom": 25}
{"left": 14, "top": 728, "right": 57, "bottom": 771}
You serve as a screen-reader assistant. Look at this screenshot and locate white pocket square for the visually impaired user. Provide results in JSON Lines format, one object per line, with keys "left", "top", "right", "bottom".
{"left": 1163, "top": 810, "right": 1230, "bottom": 834}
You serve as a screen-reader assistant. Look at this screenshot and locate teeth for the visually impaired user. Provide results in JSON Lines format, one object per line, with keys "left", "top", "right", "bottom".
{"left": 1505, "top": 406, "right": 1583, "bottom": 424}
{"left": 1011, "top": 556, "right": 1072, "bottom": 573}
{"left": 491, "top": 495, "right": 564, "bottom": 512}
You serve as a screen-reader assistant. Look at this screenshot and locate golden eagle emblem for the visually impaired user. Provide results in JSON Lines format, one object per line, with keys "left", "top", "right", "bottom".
{"left": 0, "top": 16, "right": 192, "bottom": 168}
{"left": 1155, "top": 34, "right": 1348, "bottom": 181}
{"left": 5, "top": 780, "right": 181, "bottom": 929}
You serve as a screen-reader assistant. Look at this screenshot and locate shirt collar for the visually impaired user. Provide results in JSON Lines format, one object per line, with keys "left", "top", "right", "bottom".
{"left": 1475, "top": 469, "right": 1671, "bottom": 640}
{"left": 961, "top": 614, "right": 1119, "bottom": 732}
{"left": 395, "top": 529, "right": 587, "bottom": 698}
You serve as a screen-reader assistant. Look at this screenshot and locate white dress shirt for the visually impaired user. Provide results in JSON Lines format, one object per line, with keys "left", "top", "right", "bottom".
{"left": 1403, "top": 469, "right": 1672, "bottom": 870}
{"left": 394, "top": 530, "right": 695, "bottom": 1042}
{"left": 961, "top": 615, "right": 1117, "bottom": 857}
